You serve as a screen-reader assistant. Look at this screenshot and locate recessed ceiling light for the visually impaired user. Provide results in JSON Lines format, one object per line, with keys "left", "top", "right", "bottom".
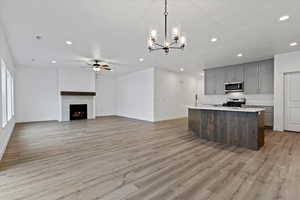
{"left": 51, "top": 60, "right": 57, "bottom": 64}
{"left": 65, "top": 41, "right": 73, "bottom": 45}
{"left": 139, "top": 58, "right": 144, "bottom": 62}
{"left": 279, "top": 15, "right": 290, "bottom": 21}
{"left": 237, "top": 53, "right": 243, "bottom": 57}
{"left": 180, "top": 67, "right": 184, "bottom": 72}
{"left": 211, "top": 38, "right": 217, "bottom": 42}
{"left": 290, "top": 42, "right": 298, "bottom": 47}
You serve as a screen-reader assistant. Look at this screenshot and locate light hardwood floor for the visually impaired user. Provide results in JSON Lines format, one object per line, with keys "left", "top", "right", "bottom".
{"left": 0, "top": 116, "right": 299, "bottom": 200}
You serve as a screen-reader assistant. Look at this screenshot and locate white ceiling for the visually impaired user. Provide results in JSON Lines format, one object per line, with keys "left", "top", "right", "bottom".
{"left": 1, "top": 0, "right": 300, "bottom": 75}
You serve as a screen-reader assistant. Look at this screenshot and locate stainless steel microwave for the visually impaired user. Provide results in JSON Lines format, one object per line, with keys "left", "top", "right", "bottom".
{"left": 224, "top": 82, "right": 244, "bottom": 92}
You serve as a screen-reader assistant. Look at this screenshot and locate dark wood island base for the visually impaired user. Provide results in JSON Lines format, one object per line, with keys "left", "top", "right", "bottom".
{"left": 188, "top": 108, "right": 265, "bottom": 150}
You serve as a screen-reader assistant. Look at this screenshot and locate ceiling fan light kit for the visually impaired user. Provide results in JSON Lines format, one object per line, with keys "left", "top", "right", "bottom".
{"left": 88, "top": 60, "right": 112, "bottom": 72}
{"left": 148, "top": 0, "right": 186, "bottom": 54}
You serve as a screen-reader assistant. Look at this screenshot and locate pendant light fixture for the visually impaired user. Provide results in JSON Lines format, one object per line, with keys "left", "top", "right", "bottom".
{"left": 147, "top": 0, "right": 186, "bottom": 54}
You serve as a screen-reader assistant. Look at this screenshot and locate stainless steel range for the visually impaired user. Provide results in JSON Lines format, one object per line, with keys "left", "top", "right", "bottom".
{"left": 223, "top": 98, "right": 246, "bottom": 107}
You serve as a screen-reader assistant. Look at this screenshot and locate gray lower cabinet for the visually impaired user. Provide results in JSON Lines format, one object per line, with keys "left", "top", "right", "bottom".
{"left": 265, "top": 112, "right": 273, "bottom": 127}
{"left": 244, "top": 62, "right": 260, "bottom": 94}
{"left": 259, "top": 59, "right": 274, "bottom": 94}
{"left": 245, "top": 105, "right": 274, "bottom": 127}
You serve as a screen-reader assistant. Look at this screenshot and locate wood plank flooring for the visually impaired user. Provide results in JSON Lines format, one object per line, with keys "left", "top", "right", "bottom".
{"left": 0, "top": 116, "right": 299, "bottom": 200}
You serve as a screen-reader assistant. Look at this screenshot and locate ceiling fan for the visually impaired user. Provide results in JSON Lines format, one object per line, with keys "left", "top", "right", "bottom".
{"left": 86, "top": 59, "right": 112, "bottom": 72}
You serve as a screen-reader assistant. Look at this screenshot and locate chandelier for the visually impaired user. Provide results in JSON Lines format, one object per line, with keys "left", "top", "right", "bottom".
{"left": 148, "top": 0, "right": 186, "bottom": 54}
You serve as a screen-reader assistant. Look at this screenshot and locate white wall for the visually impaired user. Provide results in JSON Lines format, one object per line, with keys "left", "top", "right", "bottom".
{"left": 274, "top": 51, "right": 300, "bottom": 131}
{"left": 15, "top": 67, "right": 59, "bottom": 122}
{"left": 95, "top": 76, "right": 116, "bottom": 116}
{"left": 0, "top": 22, "right": 16, "bottom": 160}
{"left": 154, "top": 68, "right": 199, "bottom": 121}
{"left": 16, "top": 68, "right": 97, "bottom": 123}
{"left": 58, "top": 69, "right": 95, "bottom": 92}
{"left": 116, "top": 68, "right": 154, "bottom": 121}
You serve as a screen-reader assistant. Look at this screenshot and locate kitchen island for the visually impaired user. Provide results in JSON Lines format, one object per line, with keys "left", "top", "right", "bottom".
{"left": 188, "top": 106, "right": 265, "bottom": 150}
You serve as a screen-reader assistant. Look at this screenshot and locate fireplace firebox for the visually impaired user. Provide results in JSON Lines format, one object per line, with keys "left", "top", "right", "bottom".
{"left": 70, "top": 104, "right": 87, "bottom": 120}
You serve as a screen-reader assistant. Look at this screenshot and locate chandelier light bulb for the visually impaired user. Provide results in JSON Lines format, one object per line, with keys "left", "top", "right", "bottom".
{"left": 165, "top": 41, "right": 170, "bottom": 47}
{"left": 148, "top": 39, "right": 154, "bottom": 49}
{"left": 173, "top": 28, "right": 179, "bottom": 35}
{"left": 179, "top": 36, "right": 186, "bottom": 48}
{"left": 172, "top": 27, "right": 180, "bottom": 40}
{"left": 151, "top": 30, "right": 157, "bottom": 37}
{"left": 150, "top": 30, "right": 157, "bottom": 41}
{"left": 180, "top": 36, "right": 186, "bottom": 44}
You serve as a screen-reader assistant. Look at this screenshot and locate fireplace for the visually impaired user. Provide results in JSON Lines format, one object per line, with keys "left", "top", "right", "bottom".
{"left": 70, "top": 104, "right": 87, "bottom": 120}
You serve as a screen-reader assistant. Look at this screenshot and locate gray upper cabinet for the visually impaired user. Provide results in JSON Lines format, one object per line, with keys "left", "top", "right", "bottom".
{"left": 224, "top": 65, "right": 244, "bottom": 83}
{"left": 204, "top": 59, "right": 274, "bottom": 95}
{"left": 244, "top": 62, "right": 259, "bottom": 94}
{"left": 215, "top": 68, "right": 225, "bottom": 94}
{"left": 204, "top": 68, "right": 225, "bottom": 95}
{"left": 259, "top": 59, "right": 274, "bottom": 94}
{"left": 244, "top": 59, "right": 274, "bottom": 94}
{"left": 204, "top": 69, "right": 216, "bottom": 95}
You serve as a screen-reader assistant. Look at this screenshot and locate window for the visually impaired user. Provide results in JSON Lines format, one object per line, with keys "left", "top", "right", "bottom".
{"left": 7, "top": 71, "right": 12, "bottom": 121}
{"left": 11, "top": 76, "right": 14, "bottom": 116}
{"left": 1, "top": 58, "right": 14, "bottom": 128}
{"left": 1, "top": 59, "right": 7, "bottom": 127}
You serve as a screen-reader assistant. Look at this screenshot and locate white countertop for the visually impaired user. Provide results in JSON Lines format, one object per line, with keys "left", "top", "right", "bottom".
{"left": 187, "top": 105, "right": 265, "bottom": 113}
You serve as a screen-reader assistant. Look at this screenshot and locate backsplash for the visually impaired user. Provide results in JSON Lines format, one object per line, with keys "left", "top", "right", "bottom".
{"left": 199, "top": 93, "right": 273, "bottom": 106}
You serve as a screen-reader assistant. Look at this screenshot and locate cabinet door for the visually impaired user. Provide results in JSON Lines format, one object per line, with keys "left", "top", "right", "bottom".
{"left": 224, "top": 66, "right": 235, "bottom": 83}
{"left": 265, "top": 112, "right": 274, "bottom": 127}
{"left": 204, "top": 70, "right": 216, "bottom": 95}
{"left": 244, "top": 62, "right": 259, "bottom": 94}
{"left": 225, "top": 65, "right": 244, "bottom": 83}
{"left": 233, "top": 64, "right": 244, "bottom": 82}
{"left": 259, "top": 59, "right": 274, "bottom": 94}
{"left": 215, "top": 68, "right": 225, "bottom": 94}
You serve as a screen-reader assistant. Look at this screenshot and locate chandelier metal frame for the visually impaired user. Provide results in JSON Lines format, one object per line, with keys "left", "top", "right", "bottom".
{"left": 148, "top": 0, "right": 186, "bottom": 54}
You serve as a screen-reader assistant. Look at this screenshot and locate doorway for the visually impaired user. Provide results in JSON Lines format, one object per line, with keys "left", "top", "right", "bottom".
{"left": 284, "top": 72, "right": 300, "bottom": 132}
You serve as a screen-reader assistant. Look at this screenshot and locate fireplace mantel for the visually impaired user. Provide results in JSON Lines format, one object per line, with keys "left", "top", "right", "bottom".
{"left": 60, "top": 91, "right": 96, "bottom": 96}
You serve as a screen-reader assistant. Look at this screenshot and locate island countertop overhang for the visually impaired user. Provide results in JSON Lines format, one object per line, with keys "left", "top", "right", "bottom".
{"left": 186, "top": 105, "right": 265, "bottom": 113}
